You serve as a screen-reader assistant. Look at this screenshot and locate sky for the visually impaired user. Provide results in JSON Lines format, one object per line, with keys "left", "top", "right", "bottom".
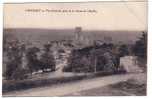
{"left": 3, "top": 2, "right": 147, "bottom": 30}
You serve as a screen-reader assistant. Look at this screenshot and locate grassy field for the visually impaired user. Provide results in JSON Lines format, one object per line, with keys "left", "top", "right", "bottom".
{"left": 65, "top": 74, "right": 147, "bottom": 96}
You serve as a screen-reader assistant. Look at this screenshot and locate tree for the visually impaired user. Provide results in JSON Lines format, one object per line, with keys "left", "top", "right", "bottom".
{"left": 118, "top": 44, "right": 129, "bottom": 57}
{"left": 64, "top": 45, "right": 120, "bottom": 73}
{"left": 133, "top": 32, "right": 147, "bottom": 58}
{"left": 40, "top": 43, "right": 55, "bottom": 72}
{"left": 4, "top": 40, "right": 25, "bottom": 80}
{"left": 26, "top": 47, "right": 40, "bottom": 74}
{"left": 132, "top": 32, "right": 147, "bottom": 72}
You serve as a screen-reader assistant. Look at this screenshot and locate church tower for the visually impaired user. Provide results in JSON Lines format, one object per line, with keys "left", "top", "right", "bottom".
{"left": 75, "top": 27, "right": 82, "bottom": 41}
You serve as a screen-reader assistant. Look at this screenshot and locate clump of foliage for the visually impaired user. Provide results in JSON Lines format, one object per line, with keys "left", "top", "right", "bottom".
{"left": 40, "top": 43, "right": 56, "bottom": 72}
{"left": 133, "top": 32, "right": 147, "bottom": 58}
{"left": 4, "top": 40, "right": 27, "bottom": 80}
{"left": 64, "top": 44, "right": 121, "bottom": 73}
{"left": 132, "top": 32, "right": 147, "bottom": 71}
{"left": 26, "top": 43, "right": 56, "bottom": 74}
{"left": 118, "top": 44, "right": 129, "bottom": 57}
{"left": 26, "top": 47, "right": 40, "bottom": 74}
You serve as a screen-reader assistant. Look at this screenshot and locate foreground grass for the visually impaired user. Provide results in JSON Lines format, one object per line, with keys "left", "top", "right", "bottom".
{"left": 65, "top": 77, "right": 146, "bottom": 96}
{"left": 109, "top": 79, "right": 146, "bottom": 96}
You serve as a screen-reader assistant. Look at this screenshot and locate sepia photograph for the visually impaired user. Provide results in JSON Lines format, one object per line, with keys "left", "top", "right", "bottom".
{"left": 2, "top": 1, "right": 147, "bottom": 96}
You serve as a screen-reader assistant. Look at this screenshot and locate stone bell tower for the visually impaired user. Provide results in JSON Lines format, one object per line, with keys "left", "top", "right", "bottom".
{"left": 75, "top": 27, "right": 82, "bottom": 41}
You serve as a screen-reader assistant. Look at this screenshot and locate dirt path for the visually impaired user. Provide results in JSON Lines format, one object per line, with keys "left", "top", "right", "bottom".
{"left": 3, "top": 73, "right": 145, "bottom": 96}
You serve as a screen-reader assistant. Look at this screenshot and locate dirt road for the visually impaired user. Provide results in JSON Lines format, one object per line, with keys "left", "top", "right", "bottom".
{"left": 3, "top": 73, "right": 145, "bottom": 96}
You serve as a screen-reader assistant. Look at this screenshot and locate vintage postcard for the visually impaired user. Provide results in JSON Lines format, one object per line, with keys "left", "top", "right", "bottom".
{"left": 3, "top": 1, "right": 147, "bottom": 96}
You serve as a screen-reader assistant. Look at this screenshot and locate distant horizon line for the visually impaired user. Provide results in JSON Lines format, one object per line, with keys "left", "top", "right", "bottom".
{"left": 3, "top": 27, "right": 147, "bottom": 32}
